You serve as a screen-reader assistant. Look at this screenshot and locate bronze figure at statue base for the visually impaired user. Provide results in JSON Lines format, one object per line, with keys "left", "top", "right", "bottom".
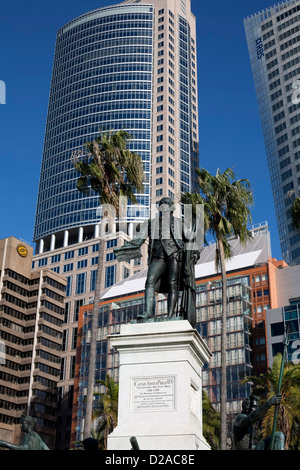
{"left": 232, "top": 395, "right": 285, "bottom": 450}
{"left": 0, "top": 415, "right": 49, "bottom": 450}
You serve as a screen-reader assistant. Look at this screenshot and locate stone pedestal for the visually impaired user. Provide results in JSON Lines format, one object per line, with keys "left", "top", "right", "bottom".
{"left": 107, "top": 320, "right": 212, "bottom": 450}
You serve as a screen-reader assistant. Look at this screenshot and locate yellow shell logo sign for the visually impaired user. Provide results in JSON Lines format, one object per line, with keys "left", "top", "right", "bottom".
{"left": 17, "top": 244, "right": 28, "bottom": 258}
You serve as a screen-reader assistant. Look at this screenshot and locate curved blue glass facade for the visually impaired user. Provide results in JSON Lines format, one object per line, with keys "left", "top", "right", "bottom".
{"left": 33, "top": 4, "right": 153, "bottom": 242}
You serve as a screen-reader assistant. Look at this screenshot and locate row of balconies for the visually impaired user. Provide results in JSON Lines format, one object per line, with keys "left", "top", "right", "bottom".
{"left": 1, "top": 275, "right": 65, "bottom": 310}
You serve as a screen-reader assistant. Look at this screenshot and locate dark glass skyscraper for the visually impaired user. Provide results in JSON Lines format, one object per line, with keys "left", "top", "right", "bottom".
{"left": 245, "top": 0, "right": 300, "bottom": 264}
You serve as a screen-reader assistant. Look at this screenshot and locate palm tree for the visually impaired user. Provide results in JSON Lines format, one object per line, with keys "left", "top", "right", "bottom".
{"left": 73, "top": 129, "right": 144, "bottom": 440}
{"left": 92, "top": 375, "right": 119, "bottom": 450}
{"left": 242, "top": 353, "right": 300, "bottom": 449}
{"left": 182, "top": 167, "right": 253, "bottom": 450}
{"left": 202, "top": 391, "right": 221, "bottom": 450}
{"left": 291, "top": 196, "right": 300, "bottom": 229}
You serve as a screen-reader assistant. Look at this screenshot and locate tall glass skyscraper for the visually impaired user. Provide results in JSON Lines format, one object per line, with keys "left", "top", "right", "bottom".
{"left": 33, "top": 0, "right": 199, "bottom": 255}
{"left": 34, "top": 2, "right": 153, "bottom": 250}
{"left": 245, "top": 0, "right": 300, "bottom": 265}
{"left": 32, "top": 0, "right": 199, "bottom": 449}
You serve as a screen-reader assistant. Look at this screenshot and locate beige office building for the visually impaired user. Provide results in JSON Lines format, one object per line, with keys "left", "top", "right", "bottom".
{"left": 0, "top": 237, "right": 67, "bottom": 449}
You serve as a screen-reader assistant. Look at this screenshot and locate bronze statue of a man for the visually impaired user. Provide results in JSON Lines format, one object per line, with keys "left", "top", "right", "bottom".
{"left": 232, "top": 395, "right": 285, "bottom": 450}
{"left": 0, "top": 415, "right": 49, "bottom": 450}
{"left": 114, "top": 197, "right": 201, "bottom": 327}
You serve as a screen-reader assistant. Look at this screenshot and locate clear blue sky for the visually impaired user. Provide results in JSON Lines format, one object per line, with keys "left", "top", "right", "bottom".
{"left": 0, "top": 0, "right": 282, "bottom": 259}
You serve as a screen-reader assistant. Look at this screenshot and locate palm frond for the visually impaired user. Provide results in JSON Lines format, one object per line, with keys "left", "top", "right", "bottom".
{"left": 72, "top": 130, "right": 144, "bottom": 216}
{"left": 291, "top": 197, "right": 300, "bottom": 229}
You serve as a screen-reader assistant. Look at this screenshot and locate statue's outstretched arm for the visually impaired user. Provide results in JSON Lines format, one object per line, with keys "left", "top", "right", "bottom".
{"left": 247, "top": 395, "right": 282, "bottom": 425}
{"left": 114, "top": 220, "right": 149, "bottom": 262}
{"left": 0, "top": 439, "right": 28, "bottom": 450}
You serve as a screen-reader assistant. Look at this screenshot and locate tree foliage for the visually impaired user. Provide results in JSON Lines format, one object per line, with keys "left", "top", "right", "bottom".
{"left": 182, "top": 167, "right": 253, "bottom": 450}
{"left": 92, "top": 375, "right": 119, "bottom": 450}
{"left": 73, "top": 129, "right": 144, "bottom": 440}
{"left": 73, "top": 129, "right": 144, "bottom": 216}
{"left": 242, "top": 353, "right": 300, "bottom": 449}
{"left": 291, "top": 196, "right": 300, "bottom": 230}
{"left": 182, "top": 167, "right": 253, "bottom": 266}
{"left": 202, "top": 391, "right": 221, "bottom": 450}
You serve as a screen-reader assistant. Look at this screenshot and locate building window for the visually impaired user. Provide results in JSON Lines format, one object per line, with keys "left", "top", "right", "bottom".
{"left": 77, "top": 259, "right": 88, "bottom": 269}
{"left": 123, "top": 266, "right": 130, "bottom": 280}
{"left": 107, "top": 239, "right": 117, "bottom": 249}
{"left": 76, "top": 273, "right": 86, "bottom": 295}
{"left": 72, "top": 328, "right": 78, "bottom": 350}
{"left": 69, "top": 356, "right": 76, "bottom": 379}
{"left": 38, "top": 258, "right": 48, "bottom": 267}
{"left": 271, "top": 322, "right": 284, "bottom": 336}
{"left": 74, "top": 299, "right": 84, "bottom": 322}
{"left": 60, "top": 357, "right": 66, "bottom": 380}
{"left": 64, "top": 302, "right": 70, "bottom": 323}
{"left": 78, "top": 247, "right": 88, "bottom": 256}
{"left": 51, "top": 254, "right": 61, "bottom": 263}
{"left": 64, "top": 263, "right": 73, "bottom": 273}
{"left": 66, "top": 276, "right": 73, "bottom": 297}
{"left": 105, "top": 265, "right": 116, "bottom": 288}
{"left": 65, "top": 251, "right": 74, "bottom": 260}
{"left": 106, "top": 252, "right": 116, "bottom": 262}
{"left": 90, "top": 270, "right": 97, "bottom": 292}
{"left": 62, "top": 331, "right": 68, "bottom": 353}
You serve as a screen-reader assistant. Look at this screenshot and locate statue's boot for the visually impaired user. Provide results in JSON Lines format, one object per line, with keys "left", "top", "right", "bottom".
{"left": 168, "top": 288, "right": 179, "bottom": 318}
{"left": 137, "top": 287, "right": 155, "bottom": 322}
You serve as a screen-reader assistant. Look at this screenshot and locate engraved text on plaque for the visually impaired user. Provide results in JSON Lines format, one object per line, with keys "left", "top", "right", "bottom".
{"left": 131, "top": 376, "right": 175, "bottom": 412}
